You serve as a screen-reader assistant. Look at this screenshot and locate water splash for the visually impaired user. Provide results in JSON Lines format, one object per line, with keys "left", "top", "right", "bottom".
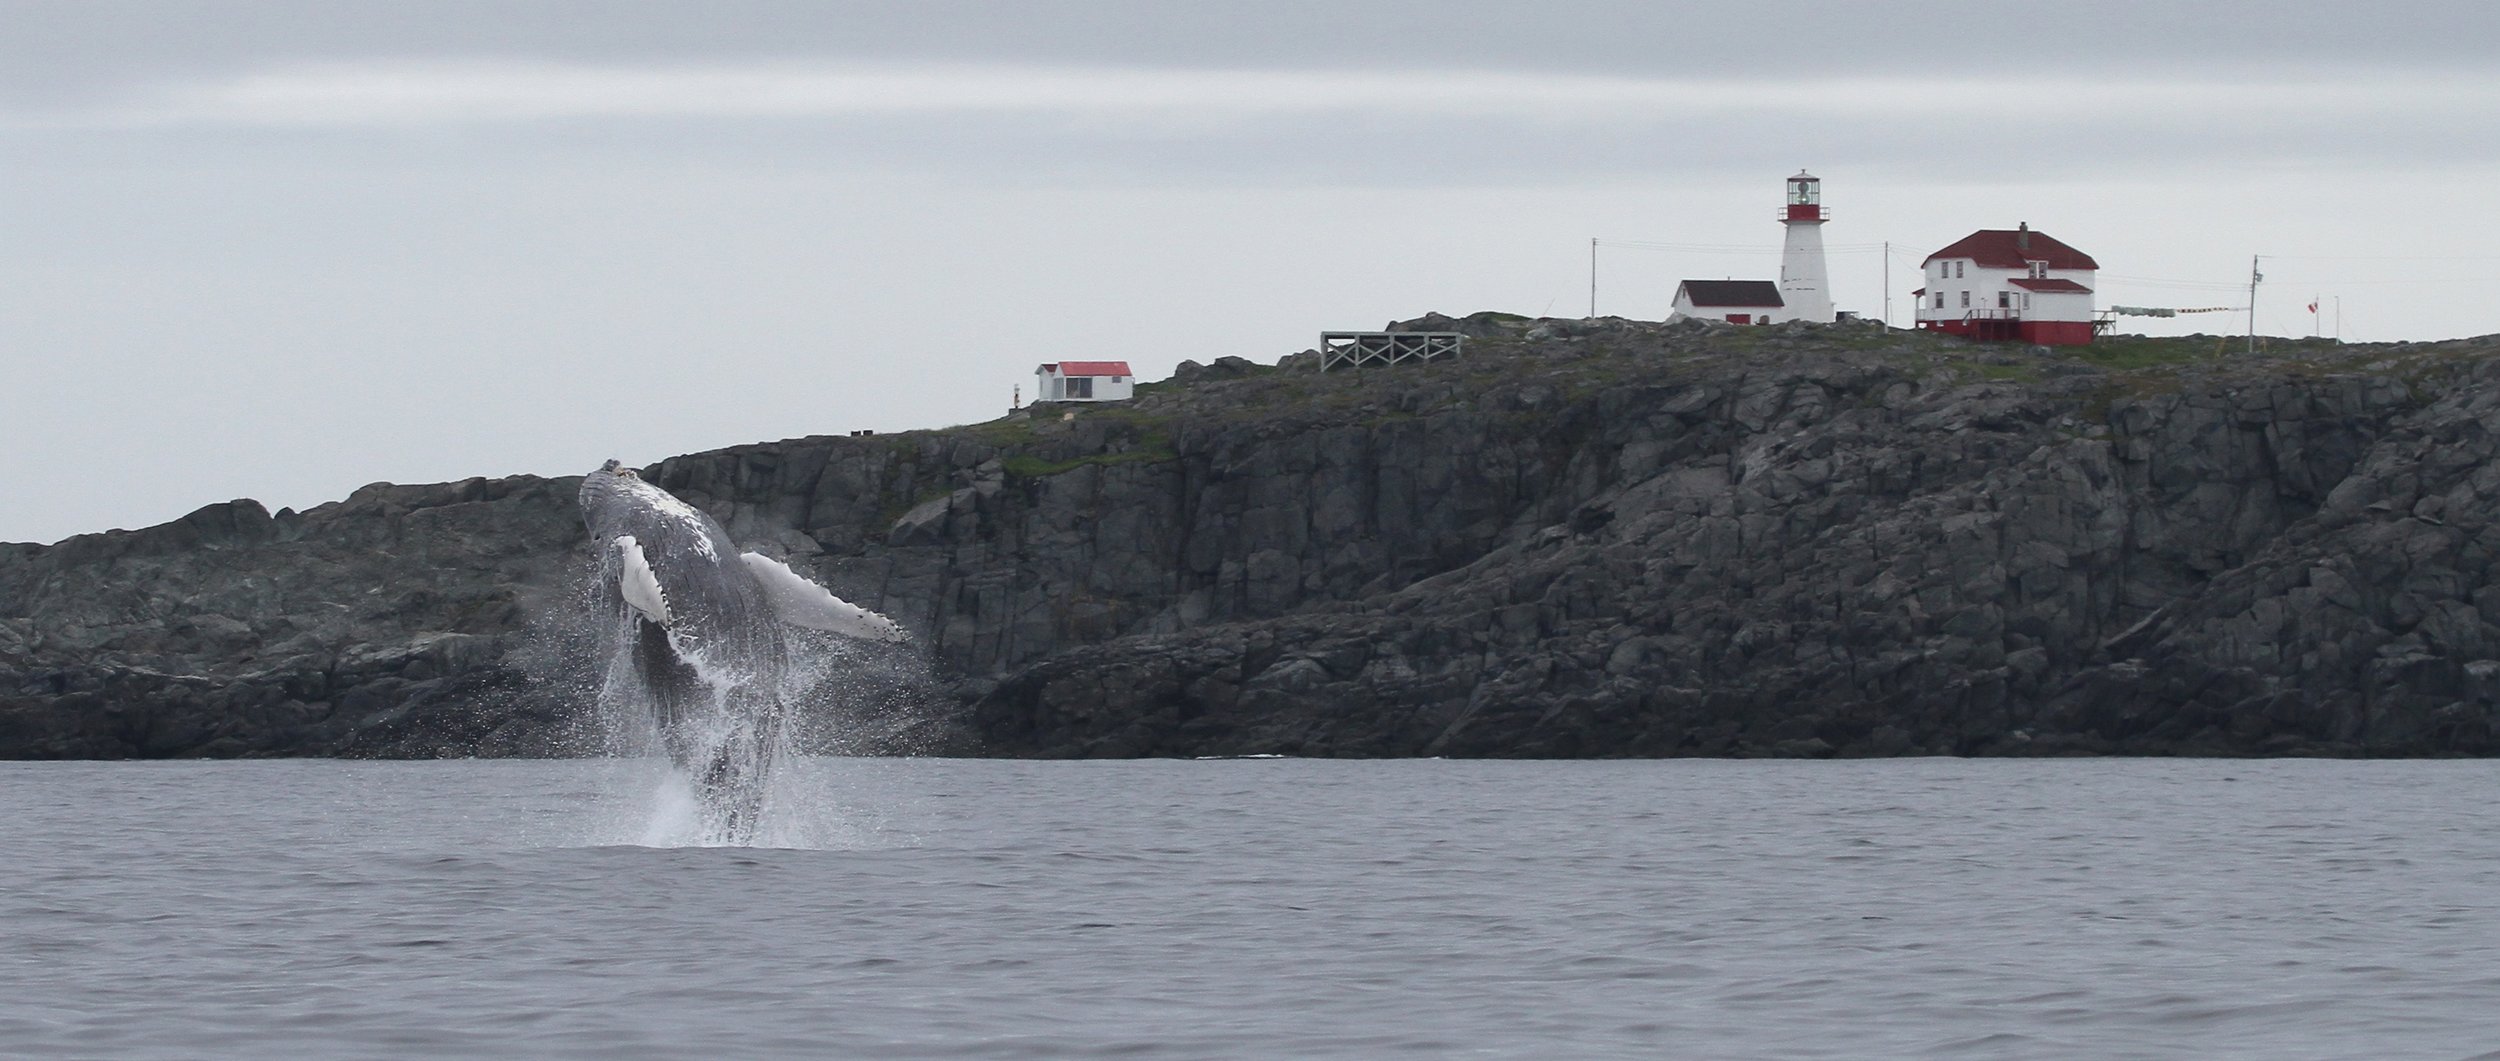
{"left": 571, "top": 586, "right": 941, "bottom": 849}
{"left": 553, "top": 754, "right": 901, "bottom": 850}
{"left": 586, "top": 602, "right": 770, "bottom": 845}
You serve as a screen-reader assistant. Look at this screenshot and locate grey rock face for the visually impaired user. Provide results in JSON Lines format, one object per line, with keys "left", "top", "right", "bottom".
{"left": 8, "top": 318, "right": 2500, "bottom": 759}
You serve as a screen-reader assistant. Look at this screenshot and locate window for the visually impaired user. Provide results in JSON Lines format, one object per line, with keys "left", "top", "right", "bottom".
{"left": 2027, "top": 261, "right": 2049, "bottom": 279}
{"left": 1999, "top": 291, "right": 2012, "bottom": 309}
{"left": 1068, "top": 377, "right": 1093, "bottom": 399}
{"left": 1960, "top": 291, "right": 1970, "bottom": 309}
{"left": 1934, "top": 291, "right": 1945, "bottom": 309}
{"left": 1954, "top": 261, "right": 1965, "bottom": 279}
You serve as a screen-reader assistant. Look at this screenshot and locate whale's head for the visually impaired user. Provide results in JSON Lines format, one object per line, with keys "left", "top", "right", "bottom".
{"left": 580, "top": 459, "right": 730, "bottom": 565}
{"left": 580, "top": 459, "right": 636, "bottom": 534}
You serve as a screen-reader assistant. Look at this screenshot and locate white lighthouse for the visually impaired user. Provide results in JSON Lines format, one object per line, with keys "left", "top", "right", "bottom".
{"left": 1776, "top": 170, "right": 1834, "bottom": 323}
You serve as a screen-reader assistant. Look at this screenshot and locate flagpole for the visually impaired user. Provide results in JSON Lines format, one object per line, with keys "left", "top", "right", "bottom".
{"left": 1589, "top": 238, "right": 1598, "bottom": 318}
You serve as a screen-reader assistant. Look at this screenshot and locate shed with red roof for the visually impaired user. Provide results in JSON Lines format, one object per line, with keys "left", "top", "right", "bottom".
{"left": 1914, "top": 223, "right": 2099, "bottom": 345}
{"left": 1035, "top": 360, "right": 1135, "bottom": 403}
{"left": 1670, "top": 280, "right": 1786, "bottom": 325}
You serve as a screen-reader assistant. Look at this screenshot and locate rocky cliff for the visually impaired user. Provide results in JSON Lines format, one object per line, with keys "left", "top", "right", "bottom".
{"left": 8, "top": 314, "right": 2500, "bottom": 758}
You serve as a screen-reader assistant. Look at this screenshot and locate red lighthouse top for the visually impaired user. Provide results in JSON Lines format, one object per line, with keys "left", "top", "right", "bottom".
{"left": 1783, "top": 170, "right": 1828, "bottom": 222}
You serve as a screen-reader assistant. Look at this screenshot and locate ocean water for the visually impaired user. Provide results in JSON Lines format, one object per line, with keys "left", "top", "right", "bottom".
{"left": 2, "top": 757, "right": 2497, "bottom": 1059}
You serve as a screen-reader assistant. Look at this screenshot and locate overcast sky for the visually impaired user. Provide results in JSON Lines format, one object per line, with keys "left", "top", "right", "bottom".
{"left": 7, "top": 1, "right": 2500, "bottom": 544}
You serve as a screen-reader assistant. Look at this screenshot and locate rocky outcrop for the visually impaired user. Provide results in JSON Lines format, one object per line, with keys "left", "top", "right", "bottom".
{"left": 9, "top": 315, "right": 2500, "bottom": 758}
{"left": 0, "top": 477, "right": 587, "bottom": 757}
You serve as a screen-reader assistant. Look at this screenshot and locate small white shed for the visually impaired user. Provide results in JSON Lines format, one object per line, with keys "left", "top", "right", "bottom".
{"left": 1034, "top": 361, "right": 1135, "bottom": 402}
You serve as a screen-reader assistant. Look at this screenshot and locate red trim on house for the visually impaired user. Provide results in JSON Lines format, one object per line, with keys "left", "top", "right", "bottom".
{"left": 2019, "top": 321, "right": 2095, "bottom": 345}
{"left": 1916, "top": 318, "right": 2095, "bottom": 346}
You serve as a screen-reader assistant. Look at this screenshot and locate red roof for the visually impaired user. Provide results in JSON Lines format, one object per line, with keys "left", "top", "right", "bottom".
{"left": 1925, "top": 227, "right": 2098, "bottom": 270}
{"left": 1038, "top": 361, "right": 1132, "bottom": 377}
{"left": 2010, "top": 277, "right": 2093, "bottom": 293}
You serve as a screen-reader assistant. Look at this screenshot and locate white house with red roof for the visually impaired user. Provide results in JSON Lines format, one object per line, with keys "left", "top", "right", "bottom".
{"left": 1034, "top": 360, "right": 1135, "bottom": 402}
{"left": 1913, "top": 222, "right": 2100, "bottom": 345}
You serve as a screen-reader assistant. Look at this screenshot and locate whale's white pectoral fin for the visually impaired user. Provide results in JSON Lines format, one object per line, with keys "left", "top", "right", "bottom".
{"left": 740, "top": 551, "right": 909, "bottom": 643}
{"left": 613, "top": 535, "right": 671, "bottom": 626}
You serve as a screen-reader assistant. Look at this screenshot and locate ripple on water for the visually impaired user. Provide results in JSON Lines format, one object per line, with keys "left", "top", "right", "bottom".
{"left": 0, "top": 757, "right": 2495, "bottom": 1059}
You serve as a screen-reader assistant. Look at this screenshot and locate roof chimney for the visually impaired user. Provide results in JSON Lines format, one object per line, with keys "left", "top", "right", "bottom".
{"left": 2017, "top": 222, "right": 2030, "bottom": 253}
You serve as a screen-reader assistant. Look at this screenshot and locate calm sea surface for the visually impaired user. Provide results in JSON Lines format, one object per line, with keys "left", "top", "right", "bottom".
{"left": 2, "top": 756, "right": 2496, "bottom": 1059}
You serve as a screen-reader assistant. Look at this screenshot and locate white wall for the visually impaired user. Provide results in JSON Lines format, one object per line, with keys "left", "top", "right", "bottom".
{"left": 1034, "top": 370, "right": 1136, "bottom": 402}
{"left": 1669, "top": 290, "right": 1776, "bottom": 323}
{"left": 1775, "top": 221, "right": 1835, "bottom": 323}
{"left": 2024, "top": 287, "right": 2096, "bottom": 323}
{"left": 1915, "top": 258, "right": 2097, "bottom": 323}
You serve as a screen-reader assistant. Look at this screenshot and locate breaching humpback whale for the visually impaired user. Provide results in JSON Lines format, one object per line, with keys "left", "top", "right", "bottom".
{"left": 579, "top": 459, "right": 907, "bottom": 842}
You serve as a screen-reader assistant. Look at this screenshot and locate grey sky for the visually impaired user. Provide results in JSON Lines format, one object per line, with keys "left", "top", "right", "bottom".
{"left": 7, "top": 1, "right": 2500, "bottom": 544}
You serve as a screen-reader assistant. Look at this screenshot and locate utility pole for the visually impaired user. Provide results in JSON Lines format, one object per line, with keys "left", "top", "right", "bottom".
{"left": 2245, "top": 255, "right": 2263, "bottom": 356}
{"left": 1882, "top": 240, "right": 1891, "bottom": 328}
{"left": 1589, "top": 238, "right": 1598, "bottom": 318}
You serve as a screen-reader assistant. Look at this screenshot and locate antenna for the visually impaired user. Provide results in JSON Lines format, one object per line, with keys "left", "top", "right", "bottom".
{"left": 2245, "top": 255, "right": 2263, "bottom": 356}
{"left": 1589, "top": 238, "right": 1598, "bottom": 318}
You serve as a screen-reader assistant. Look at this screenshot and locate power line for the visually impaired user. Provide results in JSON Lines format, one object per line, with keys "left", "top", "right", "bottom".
{"left": 2261, "top": 253, "right": 2500, "bottom": 262}
{"left": 1595, "top": 238, "right": 1890, "bottom": 253}
{"left": 2099, "top": 273, "right": 2253, "bottom": 291}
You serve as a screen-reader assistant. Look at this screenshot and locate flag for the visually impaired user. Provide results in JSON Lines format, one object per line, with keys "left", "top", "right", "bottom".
{"left": 2308, "top": 300, "right": 2319, "bottom": 313}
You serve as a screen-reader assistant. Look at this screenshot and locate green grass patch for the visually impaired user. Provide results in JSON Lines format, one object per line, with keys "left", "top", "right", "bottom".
{"left": 1970, "top": 362, "right": 2043, "bottom": 383}
{"left": 1001, "top": 448, "right": 1179, "bottom": 478}
{"left": 2076, "top": 335, "right": 2217, "bottom": 372}
{"left": 953, "top": 417, "right": 1040, "bottom": 447}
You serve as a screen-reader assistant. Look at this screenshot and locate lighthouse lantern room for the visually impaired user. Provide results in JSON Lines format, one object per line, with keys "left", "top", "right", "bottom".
{"left": 1785, "top": 172, "right": 1822, "bottom": 217}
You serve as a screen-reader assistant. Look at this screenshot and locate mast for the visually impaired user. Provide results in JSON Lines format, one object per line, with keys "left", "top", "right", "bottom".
{"left": 2245, "top": 255, "right": 2262, "bottom": 356}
